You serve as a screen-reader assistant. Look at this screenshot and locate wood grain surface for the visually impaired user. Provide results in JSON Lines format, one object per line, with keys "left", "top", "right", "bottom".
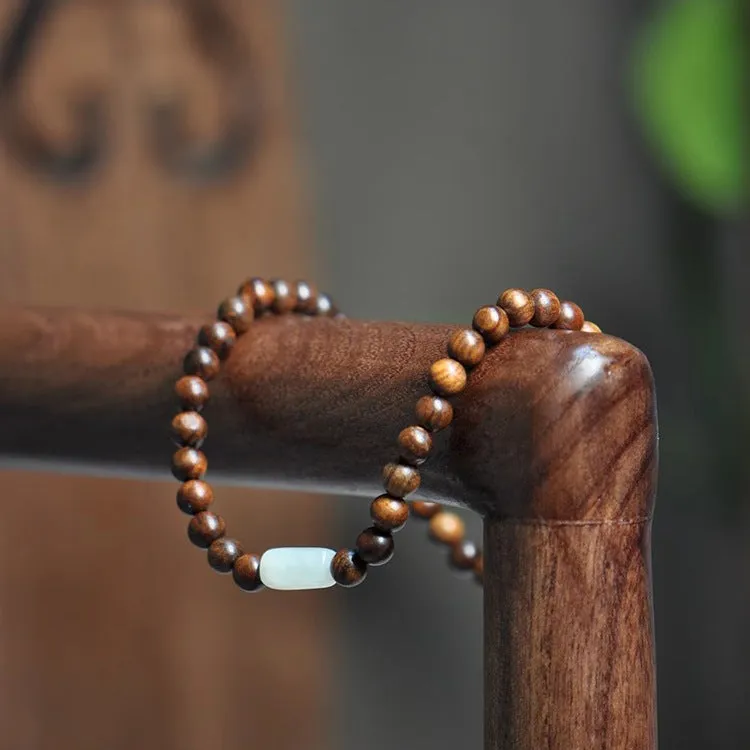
{"left": 0, "top": 308, "right": 654, "bottom": 504}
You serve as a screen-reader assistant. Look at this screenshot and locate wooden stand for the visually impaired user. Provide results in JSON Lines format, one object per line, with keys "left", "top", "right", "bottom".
{"left": 0, "top": 305, "right": 658, "bottom": 749}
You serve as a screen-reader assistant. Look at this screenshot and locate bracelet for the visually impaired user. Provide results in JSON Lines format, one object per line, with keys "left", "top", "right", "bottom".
{"left": 170, "top": 278, "right": 601, "bottom": 593}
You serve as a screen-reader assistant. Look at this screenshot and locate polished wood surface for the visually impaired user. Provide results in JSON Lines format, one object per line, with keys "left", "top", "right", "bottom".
{"left": 0, "top": 307, "right": 652, "bottom": 506}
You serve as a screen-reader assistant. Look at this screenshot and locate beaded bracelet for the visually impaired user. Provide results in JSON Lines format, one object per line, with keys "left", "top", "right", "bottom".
{"left": 171, "top": 278, "right": 601, "bottom": 592}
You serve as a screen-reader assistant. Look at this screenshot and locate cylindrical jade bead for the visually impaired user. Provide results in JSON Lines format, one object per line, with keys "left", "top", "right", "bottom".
{"left": 259, "top": 547, "right": 336, "bottom": 590}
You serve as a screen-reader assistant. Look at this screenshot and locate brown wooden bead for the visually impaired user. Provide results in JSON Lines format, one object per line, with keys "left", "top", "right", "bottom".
{"left": 428, "top": 511, "right": 465, "bottom": 546}
{"left": 581, "top": 320, "right": 602, "bottom": 333}
{"left": 315, "top": 293, "right": 336, "bottom": 317}
{"left": 218, "top": 295, "right": 253, "bottom": 334}
{"left": 232, "top": 553, "right": 264, "bottom": 592}
{"left": 472, "top": 305, "right": 510, "bottom": 344}
{"left": 356, "top": 527, "right": 394, "bottom": 566}
{"left": 415, "top": 395, "right": 453, "bottom": 432}
{"left": 529, "top": 288, "right": 561, "bottom": 327}
{"left": 498, "top": 288, "right": 535, "bottom": 327}
{"left": 429, "top": 358, "right": 467, "bottom": 396}
{"left": 410, "top": 501, "right": 441, "bottom": 519}
{"left": 208, "top": 537, "right": 243, "bottom": 573}
{"left": 397, "top": 425, "right": 432, "bottom": 465}
{"left": 331, "top": 549, "right": 368, "bottom": 587}
{"left": 449, "top": 540, "right": 479, "bottom": 572}
{"left": 175, "top": 375, "right": 209, "bottom": 411}
{"left": 382, "top": 462, "right": 421, "bottom": 498}
{"left": 271, "top": 279, "right": 296, "bottom": 314}
{"left": 370, "top": 494, "right": 409, "bottom": 532}
{"left": 238, "top": 277, "right": 275, "bottom": 312}
{"left": 554, "top": 300, "right": 585, "bottom": 331}
{"left": 171, "top": 411, "right": 208, "bottom": 447}
{"left": 171, "top": 447, "right": 207, "bottom": 481}
{"left": 448, "top": 328, "right": 486, "bottom": 368}
{"left": 187, "top": 511, "right": 226, "bottom": 548}
{"left": 176, "top": 480, "right": 214, "bottom": 514}
{"left": 183, "top": 347, "right": 220, "bottom": 381}
{"left": 198, "top": 321, "right": 236, "bottom": 359}
{"left": 294, "top": 280, "right": 318, "bottom": 315}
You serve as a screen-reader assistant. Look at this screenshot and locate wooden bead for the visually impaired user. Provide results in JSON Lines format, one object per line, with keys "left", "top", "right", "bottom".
{"left": 218, "top": 295, "right": 253, "bottom": 334}
{"left": 176, "top": 480, "right": 214, "bottom": 514}
{"left": 428, "top": 511, "right": 465, "bottom": 546}
{"left": 175, "top": 375, "right": 209, "bottom": 411}
{"left": 355, "top": 527, "right": 394, "bottom": 566}
{"left": 472, "top": 305, "right": 510, "bottom": 344}
{"left": 295, "top": 280, "right": 318, "bottom": 315}
{"left": 415, "top": 395, "right": 453, "bottom": 432}
{"left": 410, "top": 501, "right": 441, "bottom": 519}
{"left": 198, "top": 321, "right": 236, "bottom": 359}
{"left": 581, "top": 320, "right": 602, "bottom": 333}
{"left": 187, "top": 511, "right": 226, "bottom": 548}
{"left": 498, "top": 288, "right": 534, "bottom": 327}
{"left": 183, "top": 347, "right": 220, "bottom": 381}
{"left": 331, "top": 549, "right": 368, "bottom": 587}
{"left": 448, "top": 328, "right": 486, "bottom": 368}
{"left": 208, "top": 537, "right": 243, "bottom": 573}
{"left": 554, "top": 300, "right": 585, "bottom": 331}
{"left": 315, "top": 293, "right": 336, "bottom": 317}
{"left": 397, "top": 425, "right": 432, "bottom": 465}
{"left": 238, "top": 277, "right": 275, "bottom": 312}
{"left": 382, "top": 462, "right": 421, "bottom": 498}
{"left": 172, "top": 447, "right": 207, "bottom": 481}
{"left": 370, "top": 494, "right": 409, "bottom": 532}
{"left": 271, "top": 279, "right": 296, "bottom": 314}
{"left": 429, "top": 358, "right": 467, "bottom": 397}
{"left": 232, "top": 553, "right": 264, "bottom": 592}
{"left": 449, "top": 540, "right": 479, "bottom": 572}
{"left": 529, "top": 288, "right": 561, "bottom": 327}
{"left": 171, "top": 411, "right": 208, "bottom": 447}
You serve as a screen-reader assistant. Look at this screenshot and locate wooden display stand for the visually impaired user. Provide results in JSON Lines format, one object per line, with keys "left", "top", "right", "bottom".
{"left": 0, "top": 306, "right": 659, "bottom": 749}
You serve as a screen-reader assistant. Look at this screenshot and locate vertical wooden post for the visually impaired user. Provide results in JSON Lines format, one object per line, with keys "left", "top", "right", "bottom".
{"left": 476, "top": 338, "right": 658, "bottom": 749}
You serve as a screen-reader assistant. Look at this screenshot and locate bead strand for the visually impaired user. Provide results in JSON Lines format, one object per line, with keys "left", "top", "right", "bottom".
{"left": 171, "top": 280, "right": 602, "bottom": 592}
{"left": 331, "top": 286, "right": 601, "bottom": 588}
{"left": 172, "top": 278, "right": 341, "bottom": 594}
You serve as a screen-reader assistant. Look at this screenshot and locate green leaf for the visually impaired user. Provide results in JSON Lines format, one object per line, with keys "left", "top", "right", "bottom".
{"left": 631, "top": 0, "right": 746, "bottom": 215}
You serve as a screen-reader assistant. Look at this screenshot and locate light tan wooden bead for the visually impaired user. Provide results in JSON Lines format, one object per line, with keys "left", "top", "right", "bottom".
{"left": 472, "top": 305, "right": 510, "bottom": 344}
{"left": 581, "top": 321, "right": 602, "bottom": 333}
{"left": 382, "top": 462, "right": 421, "bottom": 498}
{"left": 370, "top": 495, "right": 409, "bottom": 532}
{"left": 397, "top": 425, "right": 433, "bottom": 465}
{"left": 428, "top": 511, "right": 466, "bottom": 546}
{"left": 415, "top": 395, "right": 454, "bottom": 432}
{"left": 498, "top": 288, "right": 535, "bottom": 327}
{"left": 218, "top": 296, "right": 254, "bottom": 334}
{"left": 171, "top": 411, "right": 208, "bottom": 447}
{"left": 410, "top": 501, "right": 442, "bottom": 519}
{"left": 429, "top": 358, "right": 467, "bottom": 396}
{"left": 553, "top": 300, "right": 585, "bottom": 331}
{"left": 447, "top": 328, "right": 486, "bottom": 368}
{"left": 529, "top": 288, "right": 562, "bottom": 327}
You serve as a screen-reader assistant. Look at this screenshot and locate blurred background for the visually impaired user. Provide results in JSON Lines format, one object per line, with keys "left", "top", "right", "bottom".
{"left": 0, "top": 1, "right": 747, "bottom": 749}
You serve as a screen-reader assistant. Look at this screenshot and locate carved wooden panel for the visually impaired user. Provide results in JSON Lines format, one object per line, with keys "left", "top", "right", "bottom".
{"left": 0, "top": 2, "right": 327, "bottom": 749}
